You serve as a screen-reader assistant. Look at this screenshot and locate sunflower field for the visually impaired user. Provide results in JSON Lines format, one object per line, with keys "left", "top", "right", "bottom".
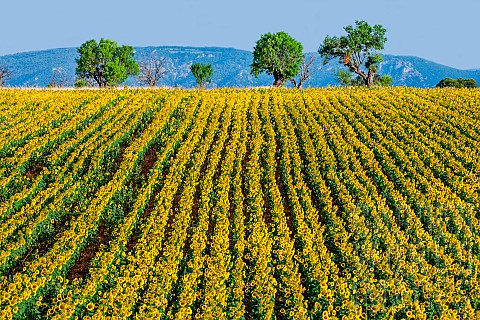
{"left": 1, "top": 87, "right": 479, "bottom": 319}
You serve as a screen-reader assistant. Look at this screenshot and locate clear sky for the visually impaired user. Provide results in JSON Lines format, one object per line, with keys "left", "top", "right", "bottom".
{"left": 1, "top": 0, "right": 478, "bottom": 69}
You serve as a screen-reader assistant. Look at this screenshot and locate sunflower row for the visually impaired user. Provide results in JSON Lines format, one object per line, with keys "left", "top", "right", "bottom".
{"left": 0, "top": 88, "right": 479, "bottom": 319}
{"left": 1, "top": 90, "right": 175, "bottom": 318}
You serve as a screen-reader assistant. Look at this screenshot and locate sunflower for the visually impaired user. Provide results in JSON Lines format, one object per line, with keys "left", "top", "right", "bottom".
{"left": 86, "top": 302, "right": 95, "bottom": 311}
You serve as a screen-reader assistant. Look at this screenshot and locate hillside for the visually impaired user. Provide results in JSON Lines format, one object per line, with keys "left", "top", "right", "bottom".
{"left": 1, "top": 46, "right": 479, "bottom": 88}
{"left": 1, "top": 88, "right": 480, "bottom": 319}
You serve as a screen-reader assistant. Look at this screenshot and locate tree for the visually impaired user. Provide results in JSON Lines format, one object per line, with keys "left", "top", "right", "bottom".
{"left": 74, "top": 78, "right": 91, "bottom": 88}
{"left": 190, "top": 63, "right": 213, "bottom": 88}
{"left": 0, "top": 65, "right": 13, "bottom": 87}
{"left": 336, "top": 69, "right": 354, "bottom": 86}
{"left": 319, "top": 20, "right": 387, "bottom": 87}
{"left": 459, "top": 78, "right": 478, "bottom": 88}
{"left": 291, "top": 56, "right": 320, "bottom": 89}
{"left": 75, "top": 38, "right": 139, "bottom": 88}
{"left": 375, "top": 74, "right": 393, "bottom": 87}
{"left": 137, "top": 51, "right": 168, "bottom": 87}
{"left": 436, "top": 78, "right": 456, "bottom": 88}
{"left": 436, "top": 77, "right": 477, "bottom": 88}
{"left": 251, "top": 32, "right": 304, "bottom": 87}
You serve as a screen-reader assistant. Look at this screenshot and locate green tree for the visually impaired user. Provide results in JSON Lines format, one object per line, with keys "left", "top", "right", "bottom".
{"left": 436, "top": 77, "right": 457, "bottom": 88}
{"left": 459, "top": 78, "right": 478, "bottom": 88}
{"left": 436, "top": 78, "right": 478, "bottom": 88}
{"left": 75, "top": 38, "right": 139, "bottom": 88}
{"left": 74, "top": 78, "right": 90, "bottom": 88}
{"left": 375, "top": 74, "right": 393, "bottom": 87}
{"left": 319, "top": 20, "right": 387, "bottom": 87}
{"left": 190, "top": 63, "right": 213, "bottom": 88}
{"left": 336, "top": 69, "right": 354, "bottom": 86}
{"left": 251, "top": 32, "right": 304, "bottom": 87}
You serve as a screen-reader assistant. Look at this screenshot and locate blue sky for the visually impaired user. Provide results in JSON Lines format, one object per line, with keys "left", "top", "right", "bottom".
{"left": 1, "top": 0, "right": 478, "bottom": 69}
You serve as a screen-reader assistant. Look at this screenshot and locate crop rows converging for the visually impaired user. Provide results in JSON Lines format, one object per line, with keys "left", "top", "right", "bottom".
{"left": 0, "top": 88, "right": 479, "bottom": 319}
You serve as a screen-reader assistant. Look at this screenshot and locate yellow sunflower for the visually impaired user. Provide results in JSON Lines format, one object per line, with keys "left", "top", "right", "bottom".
{"left": 86, "top": 302, "right": 95, "bottom": 311}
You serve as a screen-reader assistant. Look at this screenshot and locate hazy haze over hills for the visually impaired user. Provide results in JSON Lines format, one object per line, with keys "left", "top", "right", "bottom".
{"left": 1, "top": 46, "right": 479, "bottom": 88}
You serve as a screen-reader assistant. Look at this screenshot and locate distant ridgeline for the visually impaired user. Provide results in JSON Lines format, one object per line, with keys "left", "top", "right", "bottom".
{"left": 1, "top": 46, "right": 479, "bottom": 88}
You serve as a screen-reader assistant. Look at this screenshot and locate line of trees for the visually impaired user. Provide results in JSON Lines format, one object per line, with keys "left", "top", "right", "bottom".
{"left": 74, "top": 40, "right": 216, "bottom": 89}
{"left": 1, "top": 20, "right": 478, "bottom": 89}
{"left": 436, "top": 77, "right": 477, "bottom": 88}
{"left": 251, "top": 20, "right": 391, "bottom": 88}
{"left": 75, "top": 21, "right": 391, "bottom": 89}
{"left": 2, "top": 20, "right": 392, "bottom": 89}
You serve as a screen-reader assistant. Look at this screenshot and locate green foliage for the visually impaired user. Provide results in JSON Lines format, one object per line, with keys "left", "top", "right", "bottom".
{"left": 75, "top": 38, "right": 139, "bottom": 88}
{"left": 74, "top": 78, "right": 90, "bottom": 88}
{"left": 436, "top": 78, "right": 457, "bottom": 88}
{"left": 375, "top": 74, "right": 393, "bottom": 87}
{"left": 336, "top": 69, "right": 354, "bottom": 86}
{"left": 365, "top": 53, "right": 384, "bottom": 73}
{"left": 190, "top": 63, "right": 214, "bottom": 88}
{"left": 251, "top": 32, "right": 304, "bottom": 87}
{"left": 337, "top": 69, "right": 392, "bottom": 87}
{"left": 319, "top": 20, "right": 387, "bottom": 86}
{"left": 436, "top": 77, "right": 478, "bottom": 88}
{"left": 460, "top": 78, "right": 478, "bottom": 88}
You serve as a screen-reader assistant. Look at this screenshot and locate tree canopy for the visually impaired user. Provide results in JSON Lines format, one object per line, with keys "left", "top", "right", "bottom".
{"left": 251, "top": 32, "right": 304, "bottom": 87}
{"left": 319, "top": 20, "right": 387, "bottom": 87}
{"left": 190, "top": 63, "right": 213, "bottom": 88}
{"left": 75, "top": 38, "right": 139, "bottom": 88}
{"left": 436, "top": 77, "right": 478, "bottom": 88}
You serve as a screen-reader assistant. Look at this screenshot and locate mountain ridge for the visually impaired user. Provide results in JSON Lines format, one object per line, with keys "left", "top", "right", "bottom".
{"left": 1, "top": 46, "right": 479, "bottom": 88}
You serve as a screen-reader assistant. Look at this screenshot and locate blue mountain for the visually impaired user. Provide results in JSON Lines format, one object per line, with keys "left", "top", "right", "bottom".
{"left": 1, "top": 46, "right": 479, "bottom": 88}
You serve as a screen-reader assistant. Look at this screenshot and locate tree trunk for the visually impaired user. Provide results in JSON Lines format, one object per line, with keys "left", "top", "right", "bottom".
{"left": 297, "top": 79, "right": 305, "bottom": 89}
{"left": 273, "top": 72, "right": 284, "bottom": 87}
{"left": 347, "top": 62, "right": 375, "bottom": 87}
{"left": 349, "top": 65, "right": 369, "bottom": 87}
{"left": 365, "top": 70, "right": 375, "bottom": 87}
{"left": 273, "top": 78, "right": 284, "bottom": 87}
{"left": 290, "top": 78, "right": 298, "bottom": 89}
